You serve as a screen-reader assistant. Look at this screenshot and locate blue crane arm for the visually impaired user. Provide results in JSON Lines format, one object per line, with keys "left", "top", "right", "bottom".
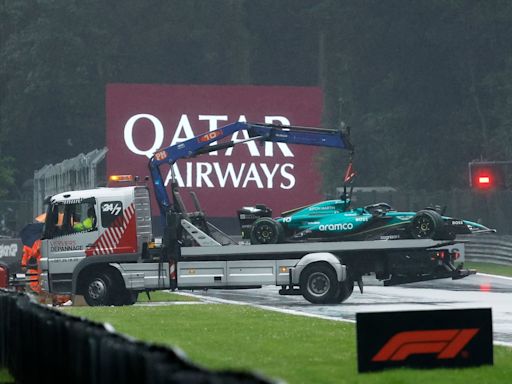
{"left": 148, "top": 121, "right": 353, "bottom": 218}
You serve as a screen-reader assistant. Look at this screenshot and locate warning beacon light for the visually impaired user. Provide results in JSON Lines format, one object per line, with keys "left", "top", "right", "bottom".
{"left": 468, "top": 161, "right": 506, "bottom": 190}
{"left": 108, "top": 174, "right": 135, "bottom": 185}
{"left": 478, "top": 175, "right": 491, "bottom": 185}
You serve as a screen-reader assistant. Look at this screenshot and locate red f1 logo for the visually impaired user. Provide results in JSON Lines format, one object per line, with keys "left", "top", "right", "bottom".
{"left": 372, "top": 329, "right": 479, "bottom": 361}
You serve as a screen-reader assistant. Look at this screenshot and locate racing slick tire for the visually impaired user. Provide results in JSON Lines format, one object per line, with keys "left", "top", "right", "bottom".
{"left": 250, "top": 217, "right": 284, "bottom": 244}
{"left": 83, "top": 271, "right": 114, "bottom": 306}
{"left": 410, "top": 209, "right": 444, "bottom": 239}
{"left": 300, "top": 263, "right": 339, "bottom": 304}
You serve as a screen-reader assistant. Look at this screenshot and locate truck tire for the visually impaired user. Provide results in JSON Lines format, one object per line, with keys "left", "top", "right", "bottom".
{"left": 300, "top": 263, "right": 338, "bottom": 304}
{"left": 83, "top": 272, "right": 114, "bottom": 306}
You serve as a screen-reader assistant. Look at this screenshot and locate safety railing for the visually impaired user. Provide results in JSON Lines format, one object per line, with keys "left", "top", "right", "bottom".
{"left": 460, "top": 234, "right": 512, "bottom": 266}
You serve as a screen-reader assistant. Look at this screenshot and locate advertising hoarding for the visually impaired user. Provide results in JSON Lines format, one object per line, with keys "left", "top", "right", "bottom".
{"left": 106, "top": 84, "right": 333, "bottom": 218}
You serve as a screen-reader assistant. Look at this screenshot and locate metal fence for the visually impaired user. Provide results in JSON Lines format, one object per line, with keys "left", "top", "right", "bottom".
{"left": 460, "top": 234, "right": 512, "bottom": 266}
{"left": 32, "top": 148, "right": 107, "bottom": 216}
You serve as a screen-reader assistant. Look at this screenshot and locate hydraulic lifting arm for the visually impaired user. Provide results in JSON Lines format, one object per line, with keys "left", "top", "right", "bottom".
{"left": 148, "top": 121, "right": 353, "bottom": 219}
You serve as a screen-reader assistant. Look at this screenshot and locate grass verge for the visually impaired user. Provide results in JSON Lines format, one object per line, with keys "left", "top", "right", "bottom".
{"left": 64, "top": 304, "right": 512, "bottom": 384}
{"left": 465, "top": 261, "right": 512, "bottom": 278}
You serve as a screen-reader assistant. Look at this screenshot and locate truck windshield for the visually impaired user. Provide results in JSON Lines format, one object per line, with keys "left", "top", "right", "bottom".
{"left": 43, "top": 200, "right": 97, "bottom": 239}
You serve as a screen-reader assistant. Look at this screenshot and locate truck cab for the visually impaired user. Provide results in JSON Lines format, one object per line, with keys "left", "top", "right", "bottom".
{"left": 40, "top": 186, "right": 153, "bottom": 302}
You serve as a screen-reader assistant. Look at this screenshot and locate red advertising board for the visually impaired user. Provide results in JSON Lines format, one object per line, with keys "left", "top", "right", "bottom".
{"left": 106, "top": 84, "right": 329, "bottom": 218}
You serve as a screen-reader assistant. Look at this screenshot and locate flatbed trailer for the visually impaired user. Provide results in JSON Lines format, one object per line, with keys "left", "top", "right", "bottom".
{"left": 150, "top": 238, "right": 469, "bottom": 303}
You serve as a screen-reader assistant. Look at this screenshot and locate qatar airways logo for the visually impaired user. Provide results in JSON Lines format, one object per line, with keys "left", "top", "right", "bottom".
{"left": 123, "top": 114, "right": 298, "bottom": 190}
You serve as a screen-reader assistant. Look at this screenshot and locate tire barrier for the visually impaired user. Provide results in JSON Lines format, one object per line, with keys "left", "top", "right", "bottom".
{"left": 0, "top": 290, "right": 273, "bottom": 384}
{"left": 460, "top": 234, "right": 512, "bottom": 266}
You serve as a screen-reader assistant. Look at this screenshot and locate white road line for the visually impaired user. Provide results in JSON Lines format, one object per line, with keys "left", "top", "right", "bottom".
{"left": 477, "top": 272, "right": 512, "bottom": 281}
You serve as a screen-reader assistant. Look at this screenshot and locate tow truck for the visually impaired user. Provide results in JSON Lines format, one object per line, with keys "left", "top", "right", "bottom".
{"left": 38, "top": 122, "right": 474, "bottom": 306}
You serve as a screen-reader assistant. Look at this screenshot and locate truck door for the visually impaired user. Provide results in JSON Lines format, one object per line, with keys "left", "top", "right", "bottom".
{"left": 84, "top": 199, "right": 138, "bottom": 256}
{"left": 43, "top": 199, "right": 99, "bottom": 293}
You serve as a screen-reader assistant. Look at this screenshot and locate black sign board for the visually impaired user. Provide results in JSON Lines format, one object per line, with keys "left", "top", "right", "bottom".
{"left": 0, "top": 238, "right": 23, "bottom": 274}
{"left": 356, "top": 308, "right": 493, "bottom": 372}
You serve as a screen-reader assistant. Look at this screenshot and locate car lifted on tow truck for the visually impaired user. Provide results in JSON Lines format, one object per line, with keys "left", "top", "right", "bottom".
{"left": 37, "top": 121, "right": 477, "bottom": 306}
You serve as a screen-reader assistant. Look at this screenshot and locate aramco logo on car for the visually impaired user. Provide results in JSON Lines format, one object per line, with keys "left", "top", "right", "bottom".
{"left": 318, "top": 223, "right": 354, "bottom": 231}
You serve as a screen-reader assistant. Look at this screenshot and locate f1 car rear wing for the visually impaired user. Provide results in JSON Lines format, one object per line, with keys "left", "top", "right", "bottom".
{"left": 148, "top": 121, "right": 353, "bottom": 219}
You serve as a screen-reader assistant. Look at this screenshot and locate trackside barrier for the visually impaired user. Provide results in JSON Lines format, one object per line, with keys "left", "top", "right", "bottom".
{"left": 0, "top": 290, "right": 273, "bottom": 384}
{"left": 460, "top": 235, "right": 512, "bottom": 266}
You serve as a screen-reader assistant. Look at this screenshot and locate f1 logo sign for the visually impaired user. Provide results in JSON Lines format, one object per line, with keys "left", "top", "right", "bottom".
{"left": 372, "top": 329, "right": 479, "bottom": 361}
{"left": 356, "top": 309, "right": 493, "bottom": 372}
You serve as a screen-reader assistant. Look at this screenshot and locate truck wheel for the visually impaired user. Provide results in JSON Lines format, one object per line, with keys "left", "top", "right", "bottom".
{"left": 250, "top": 218, "right": 283, "bottom": 244}
{"left": 300, "top": 264, "right": 338, "bottom": 304}
{"left": 83, "top": 272, "right": 113, "bottom": 306}
{"left": 410, "top": 210, "right": 443, "bottom": 239}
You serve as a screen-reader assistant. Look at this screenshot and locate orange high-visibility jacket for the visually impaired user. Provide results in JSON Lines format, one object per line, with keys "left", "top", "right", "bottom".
{"left": 21, "top": 240, "right": 42, "bottom": 294}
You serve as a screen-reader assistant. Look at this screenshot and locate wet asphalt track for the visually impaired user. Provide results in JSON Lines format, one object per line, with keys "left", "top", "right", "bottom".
{"left": 179, "top": 272, "right": 512, "bottom": 346}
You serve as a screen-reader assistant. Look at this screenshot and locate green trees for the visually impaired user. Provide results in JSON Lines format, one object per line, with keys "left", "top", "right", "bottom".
{"left": 318, "top": 0, "right": 512, "bottom": 192}
{"left": 1, "top": 0, "right": 511, "bottom": 197}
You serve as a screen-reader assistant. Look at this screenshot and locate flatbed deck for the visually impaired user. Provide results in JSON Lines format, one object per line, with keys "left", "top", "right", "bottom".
{"left": 179, "top": 239, "right": 458, "bottom": 260}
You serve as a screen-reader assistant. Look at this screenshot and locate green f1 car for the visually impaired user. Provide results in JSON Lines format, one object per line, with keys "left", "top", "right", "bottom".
{"left": 245, "top": 195, "right": 495, "bottom": 244}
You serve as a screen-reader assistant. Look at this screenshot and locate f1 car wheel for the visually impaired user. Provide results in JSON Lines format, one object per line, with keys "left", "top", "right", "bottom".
{"left": 300, "top": 263, "right": 338, "bottom": 304}
{"left": 410, "top": 209, "right": 443, "bottom": 239}
{"left": 250, "top": 217, "right": 284, "bottom": 244}
{"left": 83, "top": 272, "right": 113, "bottom": 306}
